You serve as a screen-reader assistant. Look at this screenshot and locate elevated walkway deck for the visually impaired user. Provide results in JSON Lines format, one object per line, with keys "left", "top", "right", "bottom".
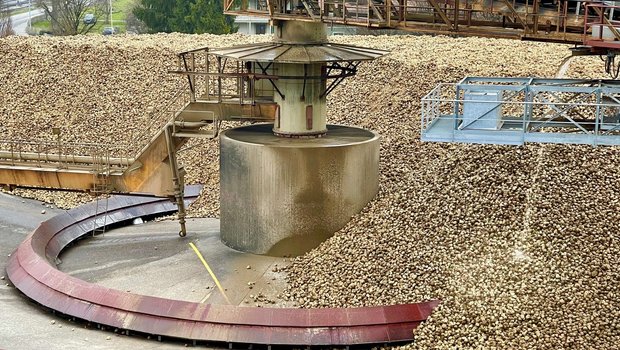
{"left": 421, "top": 77, "right": 620, "bottom": 146}
{"left": 423, "top": 116, "right": 620, "bottom": 146}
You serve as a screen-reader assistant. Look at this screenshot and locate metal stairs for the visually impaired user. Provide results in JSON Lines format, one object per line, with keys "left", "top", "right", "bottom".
{"left": 91, "top": 153, "right": 112, "bottom": 236}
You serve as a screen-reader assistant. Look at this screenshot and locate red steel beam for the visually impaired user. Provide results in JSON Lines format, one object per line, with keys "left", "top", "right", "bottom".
{"left": 6, "top": 187, "right": 439, "bottom": 346}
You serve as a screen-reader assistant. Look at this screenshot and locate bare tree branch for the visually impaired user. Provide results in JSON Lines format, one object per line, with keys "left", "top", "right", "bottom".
{"left": 0, "top": 0, "right": 15, "bottom": 37}
{"left": 37, "top": 0, "right": 109, "bottom": 35}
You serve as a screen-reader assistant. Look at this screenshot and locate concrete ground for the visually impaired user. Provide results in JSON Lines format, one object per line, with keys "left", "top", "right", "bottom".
{"left": 0, "top": 192, "right": 292, "bottom": 350}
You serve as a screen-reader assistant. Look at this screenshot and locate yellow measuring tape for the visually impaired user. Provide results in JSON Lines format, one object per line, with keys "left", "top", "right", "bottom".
{"left": 189, "top": 242, "right": 231, "bottom": 305}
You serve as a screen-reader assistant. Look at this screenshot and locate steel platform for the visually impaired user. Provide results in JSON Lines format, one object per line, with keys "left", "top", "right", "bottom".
{"left": 421, "top": 77, "right": 620, "bottom": 146}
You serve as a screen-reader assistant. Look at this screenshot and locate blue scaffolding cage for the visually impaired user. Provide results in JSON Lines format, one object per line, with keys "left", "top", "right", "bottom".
{"left": 421, "top": 77, "right": 620, "bottom": 146}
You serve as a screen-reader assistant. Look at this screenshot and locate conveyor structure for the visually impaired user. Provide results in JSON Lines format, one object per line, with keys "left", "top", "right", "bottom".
{"left": 229, "top": 2, "right": 620, "bottom": 53}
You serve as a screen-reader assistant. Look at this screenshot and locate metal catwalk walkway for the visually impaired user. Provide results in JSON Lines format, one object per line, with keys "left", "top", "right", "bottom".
{"left": 226, "top": 0, "right": 606, "bottom": 45}
{"left": 421, "top": 77, "right": 620, "bottom": 146}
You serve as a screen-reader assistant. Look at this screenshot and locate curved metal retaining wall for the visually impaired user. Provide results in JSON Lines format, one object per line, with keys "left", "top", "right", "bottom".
{"left": 6, "top": 185, "right": 439, "bottom": 347}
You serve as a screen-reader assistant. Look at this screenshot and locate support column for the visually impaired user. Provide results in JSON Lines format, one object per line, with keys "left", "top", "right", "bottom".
{"left": 272, "top": 21, "right": 329, "bottom": 137}
{"left": 273, "top": 63, "right": 327, "bottom": 137}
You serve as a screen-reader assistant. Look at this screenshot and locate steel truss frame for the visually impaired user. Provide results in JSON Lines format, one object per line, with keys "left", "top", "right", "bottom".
{"left": 421, "top": 77, "right": 620, "bottom": 146}
{"left": 223, "top": 0, "right": 620, "bottom": 45}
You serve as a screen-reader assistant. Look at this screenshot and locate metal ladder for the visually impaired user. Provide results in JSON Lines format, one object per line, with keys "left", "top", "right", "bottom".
{"left": 91, "top": 152, "right": 111, "bottom": 237}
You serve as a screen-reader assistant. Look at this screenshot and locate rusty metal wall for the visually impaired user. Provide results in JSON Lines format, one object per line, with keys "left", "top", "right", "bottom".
{"left": 220, "top": 124, "right": 380, "bottom": 256}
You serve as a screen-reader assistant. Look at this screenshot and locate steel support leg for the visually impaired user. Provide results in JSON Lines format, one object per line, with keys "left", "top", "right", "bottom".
{"left": 165, "top": 125, "right": 188, "bottom": 237}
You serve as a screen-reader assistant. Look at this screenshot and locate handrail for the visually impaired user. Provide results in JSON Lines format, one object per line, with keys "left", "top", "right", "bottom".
{"left": 421, "top": 79, "right": 620, "bottom": 146}
{"left": 224, "top": 0, "right": 590, "bottom": 43}
{"left": 583, "top": 2, "right": 620, "bottom": 42}
{"left": 0, "top": 85, "right": 190, "bottom": 173}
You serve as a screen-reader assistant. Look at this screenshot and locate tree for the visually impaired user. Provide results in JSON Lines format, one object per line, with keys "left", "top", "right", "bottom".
{"left": 184, "top": 0, "right": 235, "bottom": 34}
{"left": 37, "top": 0, "right": 109, "bottom": 35}
{"left": 132, "top": 0, "right": 175, "bottom": 33}
{"left": 0, "top": 0, "right": 15, "bottom": 37}
{"left": 125, "top": 1, "right": 149, "bottom": 33}
{"left": 133, "top": 0, "right": 236, "bottom": 34}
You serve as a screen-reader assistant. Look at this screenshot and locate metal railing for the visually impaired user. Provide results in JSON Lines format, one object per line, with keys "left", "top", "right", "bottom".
{"left": 172, "top": 47, "right": 276, "bottom": 106}
{"left": 225, "top": 0, "right": 594, "bottom": 42}
{"left": 583, "top": 2, "right": 620, "bottom": 48}
{"left": 0, "top": 139, "right": 135, "bottom": 171}
{"left": 0, "top": 84, "right": 193, "bottom": 174}
{"left": 421, "top": 78, "right": 620, "bottom": 145}
{"left": 0, "top": 45, "right": 270, "bottom": 176}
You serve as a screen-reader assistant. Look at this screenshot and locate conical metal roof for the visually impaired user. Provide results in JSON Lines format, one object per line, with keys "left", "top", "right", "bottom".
{"left": 207, "top": 42, "right": 387, "bottom": 63}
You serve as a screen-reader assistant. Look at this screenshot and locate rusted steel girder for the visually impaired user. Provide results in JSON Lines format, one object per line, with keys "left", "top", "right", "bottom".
{"left": 498, "top": 0, "right": 529, "bottom": 32}
{"left": 0, "top": 126, "right": 183, "bottom": 196}
{"left": 175, "top": 101, "right": 277, "bottom": 123}
{"left": 426, "top": 0, "right": 454, "bottom": 30}
{"left": 6, "top": 187, "right": 439, "bottom": 346}
{"left": 223, "top": 0, "right": 590, "bottom": 45}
